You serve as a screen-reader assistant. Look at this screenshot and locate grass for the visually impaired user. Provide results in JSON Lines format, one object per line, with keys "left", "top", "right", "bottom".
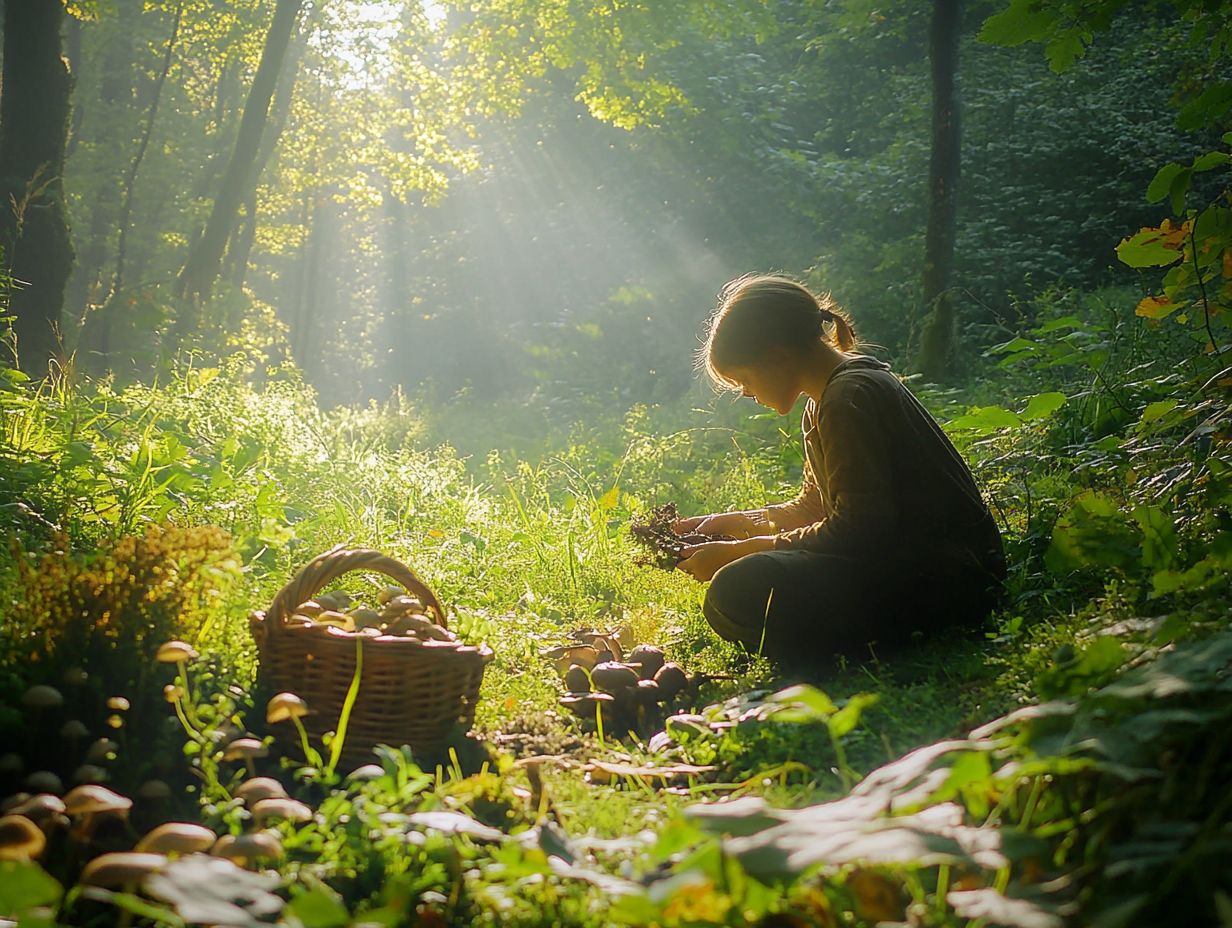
{"left": 1, "top": 296, "right": 1229, "bottom": 926}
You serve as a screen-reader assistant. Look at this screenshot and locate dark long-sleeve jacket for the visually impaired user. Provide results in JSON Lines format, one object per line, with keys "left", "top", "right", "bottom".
{"left": 765, "top": 355, "right": 1004, "bottom": 578}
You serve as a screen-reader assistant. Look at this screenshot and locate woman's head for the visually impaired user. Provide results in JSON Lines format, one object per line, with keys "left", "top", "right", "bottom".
{"left": 699, "top": 274, "right": 857, "bottom": 395}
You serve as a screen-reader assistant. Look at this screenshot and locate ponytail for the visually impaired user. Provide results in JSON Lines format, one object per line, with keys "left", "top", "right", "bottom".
{"left": 699, "top": 274, "right": 858, "bottom": 389}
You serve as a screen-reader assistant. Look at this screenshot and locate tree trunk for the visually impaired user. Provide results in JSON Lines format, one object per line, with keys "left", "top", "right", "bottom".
{"left": 224, "top": 16, "right": 308, "bottom": 289}
{"left": 174, "top": 0, "right": 303, "bottom": 305}
{"left": 0, "top": 0, "right": 76, "bottom": 374}
{"left": 112, "top": 0, "right": 183, "bottom": 303}
{"left": 916, "top": 0, "right": 962, "bottom": 383}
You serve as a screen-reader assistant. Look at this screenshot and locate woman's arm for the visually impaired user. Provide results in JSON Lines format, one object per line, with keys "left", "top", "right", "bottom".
{"left": 674, "top": 509, "right": 777, "bottom": 539}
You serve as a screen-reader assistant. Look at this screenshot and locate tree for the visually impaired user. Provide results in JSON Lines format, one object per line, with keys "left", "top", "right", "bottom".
{"left": 917, "top": 0, "right": 963, "bottom": 382}
{"left": 0, "top": 0, "right": 76, "bottom": 374}
{"left": 174, "top": 0, "right": 303, "bottom": 304}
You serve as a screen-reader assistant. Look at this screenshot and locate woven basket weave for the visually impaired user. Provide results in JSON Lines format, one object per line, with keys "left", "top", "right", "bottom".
{"left": 249, "top": 546, "right": 493, "bottom": 762}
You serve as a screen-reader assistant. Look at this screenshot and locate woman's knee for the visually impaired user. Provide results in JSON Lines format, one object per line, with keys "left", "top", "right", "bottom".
{"left": 702, "top": 555, "right": 779, "bottom": 647}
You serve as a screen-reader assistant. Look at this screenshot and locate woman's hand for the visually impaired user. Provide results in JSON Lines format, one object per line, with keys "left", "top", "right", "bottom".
{"left": 676, "top": 536, "right": 774, "bottom": 582}
{"left": 674, "top": 510, "right": 774, "bottom": 540}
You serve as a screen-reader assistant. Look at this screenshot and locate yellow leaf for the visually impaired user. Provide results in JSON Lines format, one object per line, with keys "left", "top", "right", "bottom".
{"left": 1135, "top": 295, "right": 1182, "bottom": 319}
{"left": 427, "top": 529, "right": 445, "bottom": 538}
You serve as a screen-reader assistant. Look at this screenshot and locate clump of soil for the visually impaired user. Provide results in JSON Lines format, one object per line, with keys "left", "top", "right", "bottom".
{"left": 628, "top": 502, "right": 734, "bottom": 569}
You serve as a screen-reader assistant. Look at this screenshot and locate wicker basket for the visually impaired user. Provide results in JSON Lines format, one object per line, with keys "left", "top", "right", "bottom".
{"left": 249, "top": 546, "right": 493, "bottom": 763}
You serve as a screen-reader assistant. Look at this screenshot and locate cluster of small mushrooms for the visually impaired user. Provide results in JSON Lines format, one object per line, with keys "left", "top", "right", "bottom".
{"left": 282, "top": 585, "right": 469, "bottom": 650}
{"left": 543, "top": 629, "right": 695, "bottom": 733}
{"left": 0, "top": 675, "right": 328, "bottom": 899}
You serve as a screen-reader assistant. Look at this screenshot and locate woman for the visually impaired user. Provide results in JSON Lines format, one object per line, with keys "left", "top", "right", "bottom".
{"left": 676, "top": 274, "right": 1005, "bottom": 664}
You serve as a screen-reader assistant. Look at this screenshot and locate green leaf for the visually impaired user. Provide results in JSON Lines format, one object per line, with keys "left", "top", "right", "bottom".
{"left": 977, "top": 0, "right": 1054, "bottom": 47}
{"left": 764, "top": 684, "right": 837, "bottom": 723}
{"left": 1020, "top": 392, "right": 1066, "bottom": 420}
{"left": 1193, "top": 151, "right": 1231, "bottom": 173}
{"left": 1177, "top": 83, "right": 1232, "bottom": 131}
{"left": 828, "top": 693, "right": 879, "bottom": 738}
{"left": 285, "top": 885, "right": 349, "bottom": 928}
{"left": 0, "top": 861, "right": 62, "bottom": 916}
{"left": 947, "top": 405, "right": 1021, "bottom": 434}
{"left": 1169, "top": 168, "right": 1193, "bottom": 215}
{"left": 1116, "top": 228, "right": 1183, "bottom": 268}
{"left": 1133, "top": 506, "right": 1178, "bottom": 572}
{"left": 1045, "top": 29, "right": 1090, "bottom": 73}
{"left": 1136, "top": 399, "right": 1179, "bottom": 431}
{"left": 1147, "top": 163, "right": 1185, "bottom": 203}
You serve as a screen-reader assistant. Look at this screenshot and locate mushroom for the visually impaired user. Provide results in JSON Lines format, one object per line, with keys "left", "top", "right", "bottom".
{"left": 21, "top": 685, "right": 63, "bottom": 711}
{"left": 376, "top": 585, "right": 404, "bottom": 605}
{"left": 543, "top": 645, "right": 601, "bottom": 673}
{"left": 0, "top": 793, "right": 31, "bottom": 813}
{"left": 346, "top": 764, "right": 385, "bottom": 782}
{"left": 0, "top": 814, "right": 45, "bottom": 861}
{"left": 250, "top": 797, "right": 313, "bottom": 825}
{"left": 590, "top": 662, "right": 640, "bottom": 694}
{"left": 627, "top": 645, "right": 666, "bottom": 680}
{"left": 63, "top": 784, "right": 132, "bottom": 840}
{"left": 79, "top": 851, "right": 167, "bottom": 888}
{"left": 24, "top": 771, "right": 63, "bottom": 795}
{"left": 62, "top": 667, "right": 89, "bottom": 687}
{"left": 222, "top": 738, "right": 268, "bottom": 777}
{"left": 106, "top": 696, "right": 131, "bottom": 712}
{"left": 564, "top": 664, "right": 591, "bottom": 694}
{"left": 86, "top": 738, "right": 119, "bottom": 764}
{"left": 9, "top": 794, "right": 67, "bottom": 831}
{"left": 72, "top": 765, "right": 107, "bottom": 785}
{"left": 653, "top": 662, "right": 688, "bottom": 700}
{"left": 155, "top": 641, "right": 199, "bottom": 664}
{"left": 60, "top": 719, "right": 90, "bottom": 742}
{"left": 137, "top": 780, "right": 172, "bottom": 802}
{"left": 295, "top": 600, "right": 325, "bottom": 618}
{"left": 350, "top": 608, "right": 382, "bottom": 630}
{"left": 234, "top": 777, "right": 288, "bottom": 806}
{"left": 135, "top": 822, "right": 216, "bottom": 856}
{"left": 266, "top": 693, "right": 314, "bottom": 761}
{"left": 558, "top": 691, "right": 616, "bottom": 722}
{"left": 211, "top": 831, "right": 282, "bottom": 867}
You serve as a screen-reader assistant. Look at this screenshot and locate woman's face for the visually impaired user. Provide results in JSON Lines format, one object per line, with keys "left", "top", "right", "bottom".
{"left": 723, "top": 361, "right": 800, "bottom": 415}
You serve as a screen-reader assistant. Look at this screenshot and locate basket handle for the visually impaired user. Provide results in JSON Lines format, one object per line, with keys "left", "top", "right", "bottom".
{"left": 265, "top": 546, "right": 446, "bottom": 635}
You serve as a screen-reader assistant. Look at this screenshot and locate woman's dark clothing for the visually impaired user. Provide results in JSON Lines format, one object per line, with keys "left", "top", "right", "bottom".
{"left": 703, "top": 355, "right": 1005, "bottom": 664}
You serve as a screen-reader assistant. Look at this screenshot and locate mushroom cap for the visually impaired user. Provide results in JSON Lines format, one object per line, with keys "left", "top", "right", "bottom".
{"left": 266, "top": 692, "right": 309, "bottom": 723}
{"left": 72, "top": 765, "right": 108, "bottom": 785}
{"left": 80, "top": 852, "right": 167, "bottom": 887}
{"left": 62, "top": 666, "right": 89, "bottom": 687}
{"left": 24, "top": 771, "right": 63, "bottom": 795}
{"left": 21, "top": 685, "right": 64, "bottom": 709}
{"left": 653, "top": 662, "right": 688, "bottom": 699}
{"left": 564, "top": 664, "right": 592, "bottom": 694}
{"left": 9, "top": 794, "right": 66, "bottom": 827}
{"left": 234, "top": 777, "right": 288, "bottom": 805}
{"left": 86, "top": 738, "right": 119, "bottom": 764}
{"left": 0, "top": 814, "right": 45, "bottom": 860}
{"left": 138, "top": 780, "right": 172, "bottom": 800}
{"left": 222, "top": 738, "right": 269, "bottom": 761}
{"left": 106, "top": 696, "right": 131, "bottom": 711}
{"left": 345, "top": 764, "right": 386, "bottom": 781}
{"left": 590, "top": 661, "right": 640, "bottom": 693}
{"left": 60, "top": 719, "right": 90, "bottom": 739}
{"left": 136, "top": 822, "right": 216, "bottom": 855}
{"left": 628, "top": 644, "right": 666, "bottom": 679}
{"left": 156, "top": 640, "right": 199, "bottom": 663}
{"left": 212, "top": 831, "right": 283, "bottom": 864}
{"left": 63, "top": 784, "right": 132, "bottom": 816}
{"left": 251, "top": 797, "right": 313, "bottom": 824}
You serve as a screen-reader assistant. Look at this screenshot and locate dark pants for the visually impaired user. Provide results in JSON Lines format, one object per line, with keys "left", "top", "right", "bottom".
{"left": 702, "top": 549, "right": 1003, "bottom": 666}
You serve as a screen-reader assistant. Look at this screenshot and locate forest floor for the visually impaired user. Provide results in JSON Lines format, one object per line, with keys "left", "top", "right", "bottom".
{"left": 1, "top": 294, "right": 1230, "bottom": 927}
